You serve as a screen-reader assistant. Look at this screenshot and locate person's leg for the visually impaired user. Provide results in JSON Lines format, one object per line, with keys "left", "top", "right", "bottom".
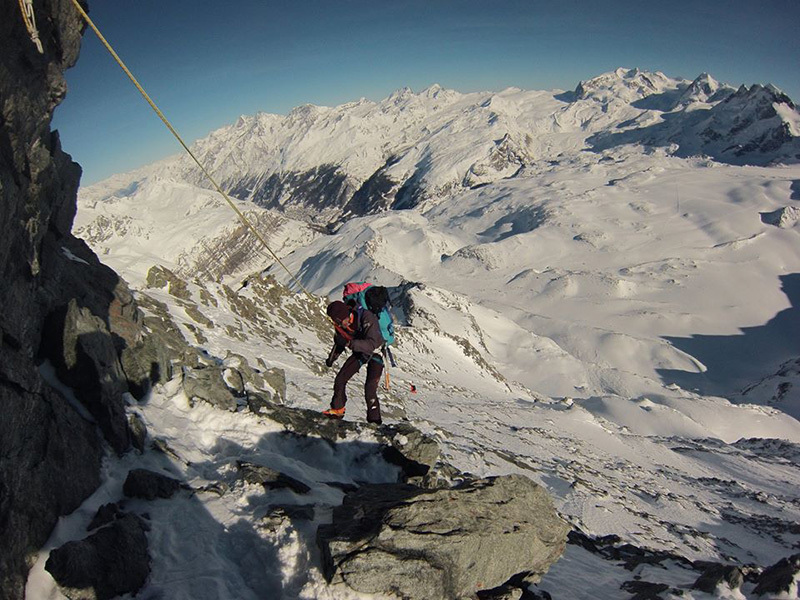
{"left": 364, "top": 356, "right": 384, "bottom": 424}
{"left": 331, "top": 354, "right": 362, "bottom": 410}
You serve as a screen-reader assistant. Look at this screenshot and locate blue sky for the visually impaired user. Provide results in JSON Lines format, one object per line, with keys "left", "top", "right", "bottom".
{"left": 52, "top": 0, "right": 800, "bottom": 185}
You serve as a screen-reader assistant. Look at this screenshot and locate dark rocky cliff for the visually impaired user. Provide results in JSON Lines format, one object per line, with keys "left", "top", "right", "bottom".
{"left": 1, "top": 2, "right": 160, "bottom": 597}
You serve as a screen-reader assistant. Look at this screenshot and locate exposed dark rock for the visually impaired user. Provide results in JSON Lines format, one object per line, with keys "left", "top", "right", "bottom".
{"left": 0, "top": 0, "right": 120, "bottom": 595}
{"left": 620, "top": 580, "right": 670, "bottom": 600}
{"left": 247, "top": 391, "right": 275, "bottom": 415}
{"left": 45, "top": 513, "right": 150, "bottom": 600}
{"left": 340, "top": 156, "right": 402, "bottom": 220}
{"left": 753, "top": 553, "right": 800, "bottom": 597}
{"left": 41, "top": 298, "right": 132, "bottom": 454}
{"left": 318, "top": 474, "right": 569, "bottom": 600}
{"left": 232, "top": 163, "right": 356, "bottom": 225}
{"left": 223, "top": 351, "right": 286, "bottom": 403}
{"left": 476, "top": 584, "right": 524, "bottom": 599}
{"left": 692, "top": 562, "right": 744, "bottom": 593}
{"left": 145, "top": 264, "right": 192, "bottom": 300}
{"left": 252, "top": 399, "right": 447, "bottom": 485}
{"left": 87, "top": 502, "right": 126, "bottom": 532}
{"left": 0, "top": 382, "right": 102, "bottom": 599}
{"left": 237, "top": 460, "right": 311, "bottom": 494}
{"left": 122, "top": 292, "right": 197, "bottom": 392}
{"left": 123, "top": 468, "right": 184, "bottom": 500}
{"left": 129, "top": 412, "right": 148, "bottom": 452}
{"left": 567, "top": 529, "right": 692, "bottom": 571}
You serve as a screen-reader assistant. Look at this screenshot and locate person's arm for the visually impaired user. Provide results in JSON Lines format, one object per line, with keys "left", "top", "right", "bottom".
{"left": 326, "top": 331, "right": 349, "bottom": 366}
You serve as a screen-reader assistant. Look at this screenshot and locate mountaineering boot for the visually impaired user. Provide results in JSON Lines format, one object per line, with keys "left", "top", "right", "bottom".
{"left": 322, "top": 407, "right": 345, "bottom": 419}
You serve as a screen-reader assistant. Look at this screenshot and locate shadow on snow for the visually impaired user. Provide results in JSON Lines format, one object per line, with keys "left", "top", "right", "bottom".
{"left": 658, "top": 273, "right": 800, "bottom": 408}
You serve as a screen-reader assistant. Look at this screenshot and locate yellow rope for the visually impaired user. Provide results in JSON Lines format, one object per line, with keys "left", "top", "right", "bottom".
{"left": 18, "top": 0, "right": 44, "bottom": 53}
{"left": 67, "top": 0, "right": 316, "bottom": 302}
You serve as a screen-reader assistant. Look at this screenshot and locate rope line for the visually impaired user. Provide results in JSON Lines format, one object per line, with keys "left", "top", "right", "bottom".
{"left": 63, "top": 1, "right": 394, "bottom": 388}
{"left": 67, "top": 0, "right": 315, "bottom": 302}
{"left": 18, "top": 0, "right": 44, "bottom": 53}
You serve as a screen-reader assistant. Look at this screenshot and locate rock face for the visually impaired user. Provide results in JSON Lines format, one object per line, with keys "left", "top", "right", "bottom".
{"left": 317, "top": 475, "right": 570, "bottom": 599}
{"left": 44, "top": 513, "right": 150, "bottom": 600}
{"left": 0, "top": 1, "right": 161, "bottom": 597}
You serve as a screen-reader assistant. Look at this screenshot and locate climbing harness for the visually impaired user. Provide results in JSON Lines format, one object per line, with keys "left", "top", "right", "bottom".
{"left": 66, "top": 0, "right": 314, "bottom": 302}
{"left": 18, "top": 0, "right": 44, "bottom": 53}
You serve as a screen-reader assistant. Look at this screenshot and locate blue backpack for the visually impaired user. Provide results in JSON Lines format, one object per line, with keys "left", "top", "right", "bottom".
{"left": 342, "top": 282, "right": 395, "bottom": 346}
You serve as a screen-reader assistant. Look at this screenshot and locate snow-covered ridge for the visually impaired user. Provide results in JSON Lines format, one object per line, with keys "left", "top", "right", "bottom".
{"left": 80, "top": 68, "right": 800, "bottom": 231}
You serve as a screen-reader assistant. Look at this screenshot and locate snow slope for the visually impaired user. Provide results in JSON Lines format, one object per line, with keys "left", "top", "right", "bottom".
{"left": 40, "top": 69, "right": 800, "bottom": 599}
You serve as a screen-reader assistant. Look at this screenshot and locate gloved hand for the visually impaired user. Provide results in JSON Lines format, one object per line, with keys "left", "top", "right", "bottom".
{"left": 325, "top": 356, "right": 335, "bottom": 368}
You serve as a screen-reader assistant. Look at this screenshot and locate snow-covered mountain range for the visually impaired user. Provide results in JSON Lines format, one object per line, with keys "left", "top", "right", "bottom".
{"left": 60, "top": 68, "right": 800, "bottom": 598}
{"left": 79, "top": 67, "right": 800, "bottom": 233}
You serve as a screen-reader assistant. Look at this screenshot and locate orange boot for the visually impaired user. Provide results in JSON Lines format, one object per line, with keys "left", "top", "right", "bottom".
{"left": 322, "top": 406, "right": 345, "bottom": 419}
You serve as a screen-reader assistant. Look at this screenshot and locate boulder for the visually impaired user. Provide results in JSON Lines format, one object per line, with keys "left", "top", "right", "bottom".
{"left": 318, "top": 474, "right": 569, "bottom": 600}
{"left": 45, "top": 514, "right": 150, "bottom": 600}
{"left": 692, "top": 562, "right": 744, "bottom": 593}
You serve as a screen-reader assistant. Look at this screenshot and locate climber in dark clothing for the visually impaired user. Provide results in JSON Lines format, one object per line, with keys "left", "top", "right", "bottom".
{"left": 323, "top": 300, "right": 384, "bottom": 424}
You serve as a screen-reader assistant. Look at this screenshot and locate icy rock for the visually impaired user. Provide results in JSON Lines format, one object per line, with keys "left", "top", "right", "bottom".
{"left": 318, "top": 474, "right": 569, "bottom": 600}
{"left": 753, "top": 553, "right": 800, "bottom": 597}
{"left": 45, "top": 514, "right": 150, "bottom": 600}
{"left": 123, "top": 468, "right": 183, "bottom": 500}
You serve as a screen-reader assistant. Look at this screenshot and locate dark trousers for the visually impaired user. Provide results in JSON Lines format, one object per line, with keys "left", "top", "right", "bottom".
{"left": 331, "top": 353, "right": 383, "bottom": 422}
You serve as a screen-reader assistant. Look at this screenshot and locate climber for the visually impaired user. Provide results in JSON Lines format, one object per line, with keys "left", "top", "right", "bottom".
{"left": 322, "top": 300, "right": 384, "bottom": 424}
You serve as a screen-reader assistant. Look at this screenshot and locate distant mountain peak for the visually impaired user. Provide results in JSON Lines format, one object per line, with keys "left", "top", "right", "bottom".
{"left": 677, "top": 73, "right": 734, "bottom": 106}
{"left": 575, "top": 67, "right": 675, "bottom": 103}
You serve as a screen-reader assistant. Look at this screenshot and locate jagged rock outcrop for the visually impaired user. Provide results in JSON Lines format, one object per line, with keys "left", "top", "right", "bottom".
{"left": 0, "top": 1, "right": 167, "bottom": 597}
{"left": 317, "top": 475, "right": 570, "bottom": 599}
{"left": 753, "top": 553, "right": 800, "bottom": 597}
